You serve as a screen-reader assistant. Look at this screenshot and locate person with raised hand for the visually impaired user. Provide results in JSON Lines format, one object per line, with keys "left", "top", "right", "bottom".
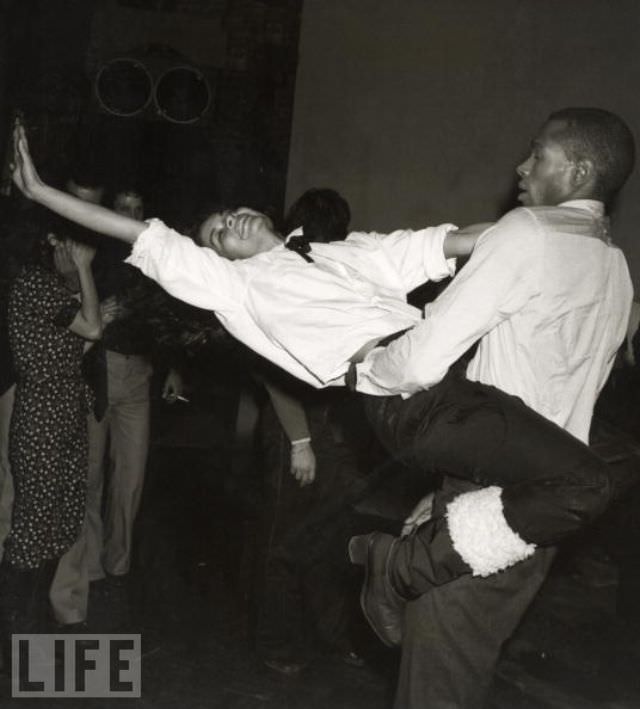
{"left": 11, "top": 110, "right": 634, "bottom": 706}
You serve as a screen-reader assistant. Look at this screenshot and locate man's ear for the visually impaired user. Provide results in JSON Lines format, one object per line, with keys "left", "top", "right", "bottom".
{"left": 572, "top": 158, "right": 595, "bottom": 189}
{"left": 46, "top": 232, "right": 59, "bottom": 246}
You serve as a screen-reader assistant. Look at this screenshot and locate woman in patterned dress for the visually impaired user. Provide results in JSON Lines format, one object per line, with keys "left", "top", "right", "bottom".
{"left": 0, "top": 212, "right": 101, "bottom": 646}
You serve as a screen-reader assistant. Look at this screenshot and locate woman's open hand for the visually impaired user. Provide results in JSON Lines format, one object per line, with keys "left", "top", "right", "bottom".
{"left": 11, "top": 119, "right": 44, "bottom": 200}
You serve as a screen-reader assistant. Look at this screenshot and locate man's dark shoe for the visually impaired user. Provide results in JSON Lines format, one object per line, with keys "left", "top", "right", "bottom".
{"left": 339, "top": 649, "right": 366, "bottom": 668}
{"left": 348, "top": 532, "right": 404, "bottom": 647}
{"left": 263, "top": 657, "right": 307, "bottom": 675}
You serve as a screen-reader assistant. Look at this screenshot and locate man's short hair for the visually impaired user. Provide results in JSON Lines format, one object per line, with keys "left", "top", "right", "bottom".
{"left": 548, "top": 107, "right": 636, "bottom": 202}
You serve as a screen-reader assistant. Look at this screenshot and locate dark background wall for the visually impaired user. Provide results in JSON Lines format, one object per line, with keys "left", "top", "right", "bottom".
{"left": 1, "top": 0, "right": 638, "bottom": 282}
{"left": 286, "top": 0, "right": 640, "bottom": 288}
{"left": 0, "top": 0, "right": 302, "bottom": 225}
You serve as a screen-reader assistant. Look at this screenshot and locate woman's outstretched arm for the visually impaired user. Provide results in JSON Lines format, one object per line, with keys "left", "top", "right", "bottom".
{"left": 12, "top": 120, "right": 145, "bottom": 244}
{"left": 443, "top": 222, "right": 494, "bottom": 258}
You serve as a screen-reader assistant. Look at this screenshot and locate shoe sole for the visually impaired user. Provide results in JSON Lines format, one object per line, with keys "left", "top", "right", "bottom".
{"left": 263, "top": 659, "right": 306, "bottom": 675}
{"left": 348, "top": 535, "right": 368, "bottom": 565}
{"left": 349, "top": 533, "right": 399, "bottom": 648}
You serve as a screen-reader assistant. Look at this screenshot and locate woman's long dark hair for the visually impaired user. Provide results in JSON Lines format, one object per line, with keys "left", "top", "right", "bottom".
{"left": 3, "top": 204, "right": 62, "bottom": 271}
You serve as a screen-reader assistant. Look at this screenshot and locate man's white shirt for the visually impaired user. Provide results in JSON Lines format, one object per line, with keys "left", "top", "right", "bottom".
{"left": 356, "top": 200, "right": 633, "bottom": 442}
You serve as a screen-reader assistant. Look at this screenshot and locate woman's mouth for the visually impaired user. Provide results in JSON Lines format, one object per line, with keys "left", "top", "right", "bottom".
{"left": 236, "top": 214, "right": 255, "bottom": 238}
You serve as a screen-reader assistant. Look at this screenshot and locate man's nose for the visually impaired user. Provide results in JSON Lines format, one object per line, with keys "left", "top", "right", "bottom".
{"left": 516, "top": 157, "right": 531, "bottom": 177}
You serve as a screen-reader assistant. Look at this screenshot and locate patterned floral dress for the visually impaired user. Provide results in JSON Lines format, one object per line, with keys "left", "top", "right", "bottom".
{"left": 5, "top": 264, "right": 89, "bottom": 569}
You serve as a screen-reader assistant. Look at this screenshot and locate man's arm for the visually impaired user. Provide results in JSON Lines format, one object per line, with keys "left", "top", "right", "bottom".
{"left": 355, "top": 209, "right": 542, "bottom": 396}
{"left": 260, "top": 375, "right": 317, "bottom": 487}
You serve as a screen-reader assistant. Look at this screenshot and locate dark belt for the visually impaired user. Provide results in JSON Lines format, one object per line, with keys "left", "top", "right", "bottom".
{"left": 375, "top": 327, "right": 414, "bottom": 348}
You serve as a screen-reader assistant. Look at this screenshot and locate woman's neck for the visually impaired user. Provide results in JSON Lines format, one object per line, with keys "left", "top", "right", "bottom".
{"left": 256, "top": 230, "right": 284, "bottom": 254}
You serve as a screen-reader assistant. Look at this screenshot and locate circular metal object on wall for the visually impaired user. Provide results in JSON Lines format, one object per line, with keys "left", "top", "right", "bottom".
{"left": 153, "top": 66, "right": 211, "bottom": 124}
{"left": 95, "top": 58, "right": 153, "bottom": 117}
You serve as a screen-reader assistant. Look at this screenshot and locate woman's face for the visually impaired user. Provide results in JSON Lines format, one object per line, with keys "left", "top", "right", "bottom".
{"left": 197, "top": 208, "right": 275, "bottom": 260}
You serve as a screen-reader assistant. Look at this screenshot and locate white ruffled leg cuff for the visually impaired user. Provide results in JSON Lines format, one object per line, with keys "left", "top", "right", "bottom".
{"left": 446, "top": 486, "right": 536, "bottom": 577}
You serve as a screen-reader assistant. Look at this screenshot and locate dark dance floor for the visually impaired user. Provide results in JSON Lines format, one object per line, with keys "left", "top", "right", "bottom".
{"left": 2, "top": 372, "right": 640, "bottom": 709}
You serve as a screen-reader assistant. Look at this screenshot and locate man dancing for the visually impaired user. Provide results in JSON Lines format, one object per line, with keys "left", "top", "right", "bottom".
{"left": 348, "top": 107, "right": 635, "bottom": 707}
{"left": 11, "top": 107, "right": 634, "bottom": 706}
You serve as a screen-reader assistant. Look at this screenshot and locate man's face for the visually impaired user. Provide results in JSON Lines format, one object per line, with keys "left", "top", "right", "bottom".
{"left": 197, "top": 207, "right": 275, "bottom": 260}
{"left": 516, "top": 120, "right": 578, "bottom": 207}
{"left": 66, "top": 179, "right": 104, "bottom": 205}
{"left": 114, "top": 191, "right": 144, "bottom": 220}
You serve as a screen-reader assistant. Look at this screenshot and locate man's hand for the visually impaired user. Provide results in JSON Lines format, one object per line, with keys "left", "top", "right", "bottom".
{"left": 11, "top": 119, "right": 44, "bottom": 200}
{"left": 290, "top": 440, "right": 316, "bottom": 487}
{"left": 99, "top": 296, "right": 124, "bottom": 327}
{"left": 401, "top": 492, "right": 435, "bottom": 537}
{"left": 162, "top": 369, "right": 185, "bottom": 403}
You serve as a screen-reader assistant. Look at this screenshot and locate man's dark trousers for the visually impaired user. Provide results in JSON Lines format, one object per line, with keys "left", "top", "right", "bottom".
{"left": 394, "top": 477, "right": 557, "bottom": 709}
{"left": 361, "top": 370, "right": 610, "bottom": 594}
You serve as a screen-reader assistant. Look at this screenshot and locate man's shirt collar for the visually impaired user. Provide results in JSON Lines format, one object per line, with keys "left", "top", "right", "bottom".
{"left": 558, "top": 199, "right": 605, "bottom": 217}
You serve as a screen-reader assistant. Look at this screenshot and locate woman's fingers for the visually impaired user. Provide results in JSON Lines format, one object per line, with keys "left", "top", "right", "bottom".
{"left": 11, "top": 121, "right": 41, "bottom": 195}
